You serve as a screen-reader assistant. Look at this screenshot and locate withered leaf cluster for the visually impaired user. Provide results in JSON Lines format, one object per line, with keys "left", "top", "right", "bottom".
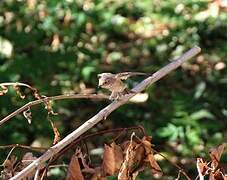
{"left": 66, "top": 135, "right": 162, "bottom": 180}
{"left": 1, "top": 152, "right": 41, "bottom": 180}
{"left": 197, "top": 144, "right": 227, "bottom": 180}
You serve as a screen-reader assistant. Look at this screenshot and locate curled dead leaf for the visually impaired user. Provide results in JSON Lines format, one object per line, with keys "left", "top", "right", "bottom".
{"left": 1, "top": 155, "right": 17, "bottom": 179}
{"left": 90, "top": 167, "right": 107, "bottom": 180}
{"left": 209, "top": 144, "right": 225, "bottom": 169}
{"left": 3, "top": 155, "right": 17, "bottom": 172}
{"left": 67, "top": 154, "right": 84, "bottom": 180}
{"left": 141, "top": 136, "right": 162, "bottom": 176}
{"left": 0, "top": 85, "right": 8, "bottom": 96}
{"left": 118, "top": 133, "right": 136, "bottom": 180}
{"left": 196, "top": 158, "right": 210, "bottom": 179}
{"left": 118, "top": 133, "right": 146, "bottom": 180}
{"left": 209, "top": 168, "right": 227, "bottom": 180}
{"left": 13, "top": 85, "right": 25, "bottom": 99}
{"left": 22, "top": 152, "right": 37, "bottom": 167}
{"left": 48, "top": 117, "right": 61, "bottom": 144}
{"left": 33, "top": 90, "right": 42, "bottom": 99}
{"left": 102, "top": 142, "right": 123, "bottom": 176}
{"left": 44, "top": 99, "right": 58, "bottom": 115}
{"left": 23, "top": 107, "right": 32, "bottom": 124}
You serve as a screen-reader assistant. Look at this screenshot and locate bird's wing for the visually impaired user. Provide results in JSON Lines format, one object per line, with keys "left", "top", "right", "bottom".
{"left": 115, "top": 72, "right": 148, "bottom": 80}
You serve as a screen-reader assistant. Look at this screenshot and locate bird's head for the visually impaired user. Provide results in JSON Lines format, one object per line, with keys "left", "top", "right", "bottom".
{"left": 97, "top": 73, "right": 115, "bottom": 89}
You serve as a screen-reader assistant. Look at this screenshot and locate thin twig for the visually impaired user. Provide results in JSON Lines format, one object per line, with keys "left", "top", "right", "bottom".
{"left": 0, "top": 94, "right": 109, "bottom": 127}
{"left": 2, "top": 146, "right": 16, "bottom": 166}
{"left": 49, "top": 164, "right": 68, "bottom": 169}
{"left": 10, "top": 46, "right": 201, "bottom": 180}
{"left": 152, "top": 149, "right": 191, "bottom": 180}
{"left": 0, "top": 144, "right": 47, "bottom": 152}
{"left": 34, "top": 168, "right": 40, "bottom": 180}
{"left": 175, "top": 170, "right": 182, "bottom": 180}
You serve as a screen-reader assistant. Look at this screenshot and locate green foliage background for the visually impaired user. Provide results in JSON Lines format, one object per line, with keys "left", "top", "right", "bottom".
{"left": 0, "top": 0, "right": 227, "bottom": 179}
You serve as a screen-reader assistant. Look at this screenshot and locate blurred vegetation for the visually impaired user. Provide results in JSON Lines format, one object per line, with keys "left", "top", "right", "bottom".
{"left": 0, "top": 0, "right": 227, "bottom": 179}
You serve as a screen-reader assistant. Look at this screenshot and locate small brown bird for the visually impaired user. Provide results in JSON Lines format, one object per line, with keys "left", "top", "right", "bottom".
{"left": 98, "top": 72, "right": 148, "bottom": 100}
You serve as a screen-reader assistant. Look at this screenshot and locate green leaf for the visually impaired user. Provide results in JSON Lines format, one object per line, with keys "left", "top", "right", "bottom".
{"left": 190, "top": 109, "right": 214, "bottom": 120}
{"left": 194, "top": 82, "right": 206, "bottom": 99}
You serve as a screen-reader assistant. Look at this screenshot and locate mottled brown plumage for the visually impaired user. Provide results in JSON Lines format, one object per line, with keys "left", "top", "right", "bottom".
{"left": 98, "top": 72, "right": 148, "bottom": 100}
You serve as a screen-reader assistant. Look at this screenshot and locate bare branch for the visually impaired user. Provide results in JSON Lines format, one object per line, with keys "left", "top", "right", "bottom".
{"left": 0, "top": 144, "right": 47, "bottom": 153}
{"left": 10, "top": 46, "right": 201, "bottom": 180}
{"left": 0, "top": 82, "right": 37, "bottom": 92}
{"left": 0, "top": 94, "right": 109, "bottom": 127}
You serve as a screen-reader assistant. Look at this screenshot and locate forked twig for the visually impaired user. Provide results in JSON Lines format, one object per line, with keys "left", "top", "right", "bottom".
{"left": 10, "top": 46, "right": 201, "bottom": 180}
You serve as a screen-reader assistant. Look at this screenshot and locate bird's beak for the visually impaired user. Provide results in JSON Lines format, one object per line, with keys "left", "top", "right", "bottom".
{"left": 98, "top": 81, "right": 103, "bottom": 87}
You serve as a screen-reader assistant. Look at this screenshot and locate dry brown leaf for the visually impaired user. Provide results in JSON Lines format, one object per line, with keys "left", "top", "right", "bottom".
{"left": 141, "top": 136, "right": 153, "bottom": 153}
{"left": 13, "top": 85, "right": 25, "bottom": 99}
{"left": 1, "top": 171, "right": 12, "bottom": 180}
{"left": 209, "top": 169, "right": 223, "bottom": 180}
{"left": 132, "top": 144, "right": 145, "bottom": 169}
{"left": 121, "top": 140, "right": 136, "bottom": 152}
{"left": 118, "top": 135, "right": 162, "bottom": 179}
{"left": 74, "top": 148, "right": 103, "bottom": 179}
{"left": 67, "top": 154, "right": 84, "bottom": 180}
{"left": 209, "top": 168, "right": 227, "bottom": 180}
{"left": 125, "top": 143, "right": 145, "bottom": 180}
{"left": 118, "top": 133, "right": 137, "bottom": 180}
{"left": 44, "top": 99, "right": 58, "bottom": 115}
{"left": 22, "top": 152, "right": 37, "bottom": 167}
{"left": 90, "top": 167, "right": 107, "bottom": 180}
{"left": 76, "top": 148, "right": 90, "bottom": 170}
{"left": 102, "top": 142, "right": 123, "bottom": 176}
{"left": 23, "top": 107, "right": 32, "bottom": 124}
{"left": 197, "top": 158, "right": 210, "bottom": 179}
{"left": 0, "top": 85, "right": 8, "bottom": 96}
{"left": 209, "top": 144, "right": 225, "bottom": 169}
{"left": 48, "top": 117, "right": 61, "bottom": 144}
{"left": 145, "top": 153, "right": 162, "bottom": 176}
{"left": 118, "top": 133, "right": 146, "bottom": 180}
{"left": 141, "top": 136, "right": 162, "bottom": 176}
{"left": 2, "top": 155, "right": 17, "bottom": 178}
{"left": 13, "top": 152, "right": 40, "bottom": 179}
{"left": 33, "top": 90, "right": 42, "bottom": 99}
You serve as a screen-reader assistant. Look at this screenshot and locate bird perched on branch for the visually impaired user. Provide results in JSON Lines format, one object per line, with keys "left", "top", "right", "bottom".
{"left": 98, "top": 72, "right": 149, "bottom": 100}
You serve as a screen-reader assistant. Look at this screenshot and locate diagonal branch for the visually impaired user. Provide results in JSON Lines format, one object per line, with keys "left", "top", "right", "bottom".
{"left": 10, "top": 46, "right": 201, "bottom": 180}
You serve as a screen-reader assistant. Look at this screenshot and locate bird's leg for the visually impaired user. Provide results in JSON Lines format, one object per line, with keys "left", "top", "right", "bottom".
{"left": 109, "top": 91, "right": 118, "bottom": 100}
{"left": 122, "top": 88, "right": 136, "bottom": 95}
{"left": 110, "top": 89, "right": 137, "bottom": 101}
